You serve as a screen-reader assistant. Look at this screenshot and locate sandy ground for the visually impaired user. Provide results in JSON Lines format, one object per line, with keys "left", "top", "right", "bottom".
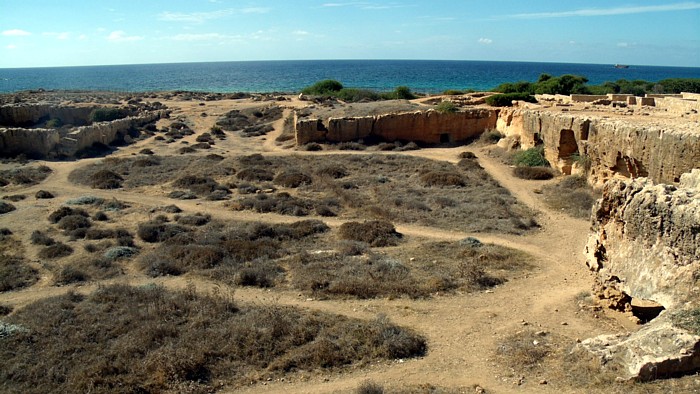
{"left": 0, "top": 96, "right": 645, "bottom": 393}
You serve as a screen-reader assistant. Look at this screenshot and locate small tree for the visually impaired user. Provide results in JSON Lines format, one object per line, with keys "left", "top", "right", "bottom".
{"left": 301, "top": 79, "right": 344, "bottom": 95}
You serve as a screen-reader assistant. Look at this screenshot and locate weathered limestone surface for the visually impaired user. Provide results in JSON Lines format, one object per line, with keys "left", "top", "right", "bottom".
{"left": 296, "top": 109, "right": 498, "bottom": 145}
{"left": 496, "top": 109, "right": 700, "bottom": 185}
{"left": 0, "top": 104, "right": 95, "bottom": 127}
{"left": 580, "top": 315, "right": 700, "bottom": 381}
{"left": 0, "top": 111, "right": 162, "bottom": 158}
{"left": 584, "top": 171, "right": 700, "bottom": 309}
{"left": 580, "top": 170, "right": 700, "bottom": 380}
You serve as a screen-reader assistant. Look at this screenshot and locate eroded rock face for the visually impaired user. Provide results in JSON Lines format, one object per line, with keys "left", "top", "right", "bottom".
{"left": 295, "top": 109, "right": 498, "bottom": 145}
{"left": 581, "top": 170, "right": 700, "bottom": 380}
{"left": 496, "top": 109, "right": 700, "bottom": 186}
{"left": 580, "top": 314, "right": 700, "bottom": 381}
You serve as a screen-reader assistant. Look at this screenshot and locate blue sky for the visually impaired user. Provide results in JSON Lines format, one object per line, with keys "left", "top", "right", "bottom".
{"left": 1, "top": 1, "right": 699, "bottom": 68}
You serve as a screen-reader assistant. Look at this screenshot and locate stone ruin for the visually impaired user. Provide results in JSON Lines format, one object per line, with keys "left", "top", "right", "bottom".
{"left": 0, "top": 103, "right": 165, "bottom": 158}
{"left": 581, "top": 169, "right": 700, "bottom": 381}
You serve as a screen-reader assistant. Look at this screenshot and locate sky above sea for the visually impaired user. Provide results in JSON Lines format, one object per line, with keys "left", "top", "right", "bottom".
{"left": 1, "top": 1, "right": 699, "bottom": 68}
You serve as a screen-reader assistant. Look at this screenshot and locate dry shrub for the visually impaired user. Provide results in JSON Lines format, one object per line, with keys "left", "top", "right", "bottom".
{"left": 459, "top": 151, "right": 477, "bottom": 159}
{"left": 176, "top": 213, "right": 211, "bottom": 226}
{"left": 38, "top": 242, "right": 74, "bottom": 259}
{"left": 91, "top": 170, "right": 123, "bottom": 189}
{"left": 30, "top": 230, "right": 55, "bottom": 246}
{"left": 0, "top": 165, "right": 52, "bottom": 185}
{"left": 54, "top": 266, "right": 88, "bottom": 285}
{"left": 137, "top": 222, "right": 188, "bottom": 243}
{"left": 541, "top": 175, "right": 599, "bottom": 219}
{"left": 48, "top": 207, "right": 88, "bottom": 223}
{"left": 513, "top": 166, "right": 554, "bottom": 180}
{"left": 57, "top": 215, "right": 91, "bottom": 231}
{"left": 172, "top": 175, "right": 220, "bottom": 195}
{"left": 0, "top": 284, "right": 424, "bottom": 393}
{"left": 3, "top": 194, "right": 26, "bottom": 202}
{"left": 273, "top": 170, "right": 313, "bottom": 188}
{"left": 419, "top": 171, "right": 465, "bottom": 187}
{"left": 236, "top": 167, "right": 274, "bottom": 182}
{"left": 35, "top": 190, "right": 54, "bottom": 199}
{"left": 496, "top": 330, "right": 553, "bottom": 372}
{"left": 316, "top": 164, "right": 348, "bottom": 179}
{"left": 357, "top": 380, "right": 384, "bottom": 394}
{"left": 238, "top": 153, "right": 272, "bottom": 166}
{"left": 0, "top": 304, "right": 12, "bottom": 316}
{"left": 0, "top": 254, "right": 38, "bottom": 292}
{"left": 234, "top": 193, "right": 316, "bottom": 216}
{"left": 132, "top": 156, "right": 160, "bottom": 167}
{"left": 338, "top": 221, "right": 402, "bottom": 247}
{"left": 0, "top": 202, "right": 16, "bottom": 214}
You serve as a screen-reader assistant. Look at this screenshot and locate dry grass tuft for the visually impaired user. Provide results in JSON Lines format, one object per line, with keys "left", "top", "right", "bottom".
{"left": 0, "top": 284, "right": 426, "bottom": 393}
{"left": 338, "top": 221, "right": 402, "bottom": 247}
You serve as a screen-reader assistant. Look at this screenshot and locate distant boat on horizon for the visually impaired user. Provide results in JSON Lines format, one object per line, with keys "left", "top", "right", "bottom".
{"left": 614, "top": 64, "right": 630, "bottom": 69}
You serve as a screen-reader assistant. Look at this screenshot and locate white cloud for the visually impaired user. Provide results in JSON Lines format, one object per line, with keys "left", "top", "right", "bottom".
{"left": 2, "top": 29, "right": 31, "bottom": 36}
{"left": 6, "top": 44, "right": 17, "bottom": 49}
{"left": 617, "top": 42, "right": 629, "bottom": 48}
{"left": 158, "top": 7, "right": 269, "bottom": 23}
{"left": 78, "top": 34, "right": 88, "bottom": 40}
{"left": 43, "top": 32, "right": 70, "bottom": 40}
{"left": 107, "top": 30, "right": 143, "bottom": 42}
{"left": 293, "top": 30, "right": 310, "bottom": 36}
{"left": 321, "top": 2, "right": 406, "bottom": 10}
{"left": 478, "top": 37, "right": 493, "bottom": 44}
{"left": 501, "top": 2, "right": 700, "bottom": 19}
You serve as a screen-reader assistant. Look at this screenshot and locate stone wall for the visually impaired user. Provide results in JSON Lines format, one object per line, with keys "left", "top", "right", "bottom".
{"left": 0, "top": 104, "right": 96, "bottom": 127}
{"left": 495, "top": 108, "right": 700, "bottom": 186}
{"left": 295, "top": 109, "right": 498, "bottom": 145}
{"left": 0, "top": 111, "right": 162, "bottom": 158}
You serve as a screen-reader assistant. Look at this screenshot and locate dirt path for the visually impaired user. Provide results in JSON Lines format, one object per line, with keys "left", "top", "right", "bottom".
{"left": 0, "top": 98, "right": 620, "bottom": 394}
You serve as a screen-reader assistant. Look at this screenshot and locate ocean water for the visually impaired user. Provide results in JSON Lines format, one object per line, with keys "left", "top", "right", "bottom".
{"left": 1, "top": 60, "right": 699, "bottom": 94}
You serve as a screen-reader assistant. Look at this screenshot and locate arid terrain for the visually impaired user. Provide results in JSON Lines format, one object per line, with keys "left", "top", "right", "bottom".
{"left": 0, "top": 91, "right": 698, "bottom": 394}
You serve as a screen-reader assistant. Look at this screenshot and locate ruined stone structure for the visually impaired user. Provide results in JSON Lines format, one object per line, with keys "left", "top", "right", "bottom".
{"left": 580, "top": 170, "right": 700, "bottom": 380}
{"left": 496, "top": 108, "right": 700, "bottom": 186}
{"left": 0, "top": 104, "right": 163, "bottom": 158}
{"left": 295, "top": 109, "right": 497, "bottom": 145}
{"left": 296, "top": 93, "right": 699, "bottom": 187}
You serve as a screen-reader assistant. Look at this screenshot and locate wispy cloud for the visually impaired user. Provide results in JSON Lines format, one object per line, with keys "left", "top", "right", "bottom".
{"left": 168, "top": 33, "right": 241, "bottom": 42}
{"left": 43, "top": 32, "right": 71, "bottom": 40}
{"left": 158, "top": 7, "right": 270, "bottom": 23}
{"left": 478, "top": 37, "right": 493, "bottom": 45}
{"left": 500, "top": 2, "right": 700, "bottom": 19}
{"left": 6, "top": 44, "right": 17, "bottom": 49}
{"left": 2, "top": 29, "right": 31, "bottom": 36}
{"left": 107, "top": 31, "right": 143, "bottom": 42}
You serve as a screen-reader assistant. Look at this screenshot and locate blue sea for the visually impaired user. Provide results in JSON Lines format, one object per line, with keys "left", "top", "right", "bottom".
{"left": 1, "top": 60, "right": 699, "bottom": 94}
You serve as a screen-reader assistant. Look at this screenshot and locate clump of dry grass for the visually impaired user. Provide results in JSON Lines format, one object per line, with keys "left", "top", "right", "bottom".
{"left": 0, "top": 284, "right": 427, "bottom": 393}
{"left": 38, "top": 242, "right": 74, "bottom": 259}
{"left": 0, "top": 165, "right": 52, "bottom": 186}
{"left": 338, "top": 221, "right": 402, "bottom": 247}
{"left": 513, "top": 166, "right": 554, "bottom": 180}
{"left": 540, "top": 175, "right": 599, "bottom": 219}
{"left": 420, "top": 171, "right": 466, "bottom": 187}
{"left": 0, "top": 255, "right": 38, "bottom": 292}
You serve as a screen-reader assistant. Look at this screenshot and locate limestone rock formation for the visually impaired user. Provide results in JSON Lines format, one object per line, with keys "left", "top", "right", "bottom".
{"left": 581, "top": 169, "right": 700, "bottom": 380}
{"left": 296, "top": 109, "right": 497, "bottom": 146}
{"left": 497, "top": 109, "right": 700, "bottom": 186}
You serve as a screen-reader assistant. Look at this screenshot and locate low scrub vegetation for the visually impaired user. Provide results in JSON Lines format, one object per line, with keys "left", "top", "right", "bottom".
{"left": 512, "top": 146, "right": 549, "bottom": 167}
{"left": 513, "top": 166, "right": 555, "bottom": 180}
{"left": 540, "top": 175, "right": 599, "bottom": 219}
{"left": 338, "top": 221, "right": 402, "bottom": 247}
{"left": 0, "top": 285, "right": 426, "bottom": 393}
{"left": 301, "top": 80, "right": 417, "bottom": 102}
{"left": 89, "top": 107, "right": 128, "bottom": 122}
{"left": 486, "top": 93, "right": 537, "bottom": 107}
{"left": 0, "top": 165, "right": 52, "bottom": 186}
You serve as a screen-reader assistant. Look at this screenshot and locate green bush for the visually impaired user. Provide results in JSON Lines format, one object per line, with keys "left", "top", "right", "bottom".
{"left": 301, "top": 79, "right": 344, "bottom": 95}
{"left": 486, "top": 93, "right": 537, "bottom": 107}
{"left": 435, "top": 101, "right": 458, "bottom": 113}
{"left": 336, "top": 88, "right": 380, "bottom": 102}
{"left": 392, "top": 85, "right": 416, "bottom": 100}
{"left": 512, "top": 147, "right": 549, "bottom": 167}
{"left": 89, "top": 108, "right": 127, "bottom": 123}
{"left": 45, "top": 118, "right": 63, "bottom": 128}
